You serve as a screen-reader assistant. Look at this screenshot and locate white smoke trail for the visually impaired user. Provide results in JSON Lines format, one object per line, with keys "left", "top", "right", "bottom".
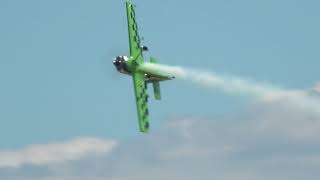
{"left": 140, "top": 63, "right": 320, "bottom": 116}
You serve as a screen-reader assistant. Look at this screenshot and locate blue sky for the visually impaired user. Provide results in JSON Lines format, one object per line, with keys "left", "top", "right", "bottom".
{"left": 1, "top": 1, "right": 320, "bottom": 179}
{"left": 1, "top": 0, "right": 320, "bottom": 147}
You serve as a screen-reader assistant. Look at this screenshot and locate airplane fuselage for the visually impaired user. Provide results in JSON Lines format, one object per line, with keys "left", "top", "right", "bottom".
{"left": 113, "top": 55, "right": 174, "bottom": 82}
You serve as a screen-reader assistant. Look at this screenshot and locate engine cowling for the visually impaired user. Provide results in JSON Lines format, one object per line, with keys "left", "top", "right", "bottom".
{"left": 112, "top": 56, "right": 130, "bottom": 74}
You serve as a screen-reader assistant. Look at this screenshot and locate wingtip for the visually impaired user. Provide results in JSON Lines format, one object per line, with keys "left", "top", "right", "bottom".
{"left": 125, "top": 0, "right": 135, "bottom": 6}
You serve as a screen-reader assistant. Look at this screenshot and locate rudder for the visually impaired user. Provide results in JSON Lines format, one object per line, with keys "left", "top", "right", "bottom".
{"left": 153, "top": 81, "right": 161, "bottom": 100}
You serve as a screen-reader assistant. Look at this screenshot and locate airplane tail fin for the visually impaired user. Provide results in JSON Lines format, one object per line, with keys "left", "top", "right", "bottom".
{"left": 150, "top": 56, "right": 157, "bottom": 64}
{"left": 150, "top": 57, "right": 161, "bottom": 100}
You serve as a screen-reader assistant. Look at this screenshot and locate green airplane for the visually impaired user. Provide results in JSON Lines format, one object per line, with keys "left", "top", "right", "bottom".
{"left": 113, "top": 1, "right": 174, "bottom": 133}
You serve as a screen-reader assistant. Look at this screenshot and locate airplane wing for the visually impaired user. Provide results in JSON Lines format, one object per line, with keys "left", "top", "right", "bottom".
{"left": 132, "top": 72, "right": 149, "bottom": 133}
{"left": 126, "top": 2, "right": 149, "bottom": 132}
{"left": 126, "top": 1, "right": 143, "bottom": 64}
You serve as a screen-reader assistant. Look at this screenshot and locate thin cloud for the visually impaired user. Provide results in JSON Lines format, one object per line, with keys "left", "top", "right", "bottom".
{"left": 1, "top": 86, "right": 320, "bottom": 179}
{"left": 0, "top": 137, "right": 118, "bottom": 168}
{"left": 311, "top": 82, "right": 320, "bottom": 94}
{"left": 1, "top": 105, "right": 320, "bottom": 180}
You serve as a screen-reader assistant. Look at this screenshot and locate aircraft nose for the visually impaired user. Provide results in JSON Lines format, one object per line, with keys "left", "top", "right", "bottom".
{"left": 113, "top": 59, "right": 120, "bottom": 66}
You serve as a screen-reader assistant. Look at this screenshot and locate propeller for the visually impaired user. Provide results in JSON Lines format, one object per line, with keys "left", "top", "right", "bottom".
{"left": 100, "top": 45, "right": 127, "bottom": 79}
